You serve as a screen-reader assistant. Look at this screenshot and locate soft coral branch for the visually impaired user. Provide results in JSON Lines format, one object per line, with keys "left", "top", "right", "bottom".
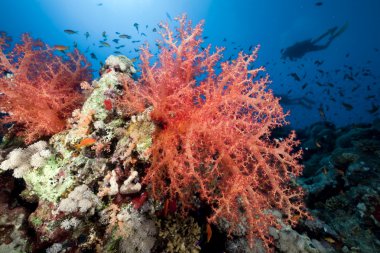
{"left": 0, "top": 33, "right": 91, "bottom": 143}
{"left": 121, "top": 15, "right": 309, "bottom": 251}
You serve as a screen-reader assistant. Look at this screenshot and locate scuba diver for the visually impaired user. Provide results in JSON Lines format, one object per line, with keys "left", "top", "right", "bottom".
{"left": 281, "top": 22, "right": 348, "bottom": 60}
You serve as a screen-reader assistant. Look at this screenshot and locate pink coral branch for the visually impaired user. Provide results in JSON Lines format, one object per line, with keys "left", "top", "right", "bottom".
{"left": 0, "top": 33, "right": 91, "bottom": 143}
{"left": 120, "top": 15, "right": 309, "bottom": 251}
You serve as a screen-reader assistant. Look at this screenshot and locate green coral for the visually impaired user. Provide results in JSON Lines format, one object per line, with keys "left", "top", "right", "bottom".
{"left": 30, "top": 216, "right": 43, "bottom": 227}
{"left": 81, "top": 74, "right": 119, "bottom": 122}
{"left": 22, "top": 157, "right": 74, "bottom": 202}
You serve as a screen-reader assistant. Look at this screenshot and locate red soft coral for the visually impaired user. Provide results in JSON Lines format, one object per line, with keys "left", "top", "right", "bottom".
{"left": 0, "top": 34, "right": 91, "bottom": 143}
{"left": 121, "top": 16, "right": 309, "bottom": 251}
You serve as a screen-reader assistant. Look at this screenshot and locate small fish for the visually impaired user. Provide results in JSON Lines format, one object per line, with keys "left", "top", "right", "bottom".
{"left": 112, "top": 39, "right": 119, "bottom": 43}
{"left": 351, "top": 85, "right": 360, "bottom": 92}
{"left": 206, "top": 223, "right": 212, "bottom": 243}
{"left": 90, "top": 53, "right": 98, "bottom": 60}
{"left": 301, "top": 83, "right": 308, "bottom": 89}
{"left": 115, "top": 32, "right": 120, "bottom": 35}
{"left": 132, "top": 40, "right": 140, "bottom": 43}
{"left": 64, "top": 29, "right": 78, "bottom": 35}
{"left": 104, "top": 99, "right": 113, "bottom": 110}
{"left": 342, "top": 102, "right": 353, "bottom": 111}
{"left": 152, "top": 28, "right": 157, "bottom": 32}
{"left": 166, "top": 12, "right": 172, "bottom": 21}
{"left": 97, "top": 3, "right": 103, "bottom": 6}
{"left": 314, "top": 60, "right": 324, "bottom": 66}
{"left": 203, "top": 36, "right": 208, "bottom": 40}
{"left": 73, "top": 41, "right": 77, "bottom": 48}
{"left": 362, "top": 72, "right": 370, "bottom": 76}
{"left": 316, "top": 81, "right": 324, "bottom": 87}
{"left": 315, "top": 2, "right": 323, "bottom": 6}
{"left": 368, "top": 103, "right": 379, "bottom": 114}
{"left": 76, "top": 138, "right": 96, "bottom": 149}
{"left": 141, "top": 32, "right": 146, "bottom": 37}
{"left": 113, "top": 51, "right": 122, "bottom": 54}
{"left": 133, "top": 22, "right": 139, "bottom": 33}
{"left": 155, "top": 42, "right": 162, "bottom": 50}
{"left": 290, "top": 72, "right": 301, "bottom": 81}
{"left": 115, "top": 45, "right": 125, "bottom": 49}
{"left": 84, "top": 32, "right": 90, "bottom": 39}
{"left": 54, "top": 45, "right": 69, "bottom": 51}
{"left": 119, "top": 34, "right": 131, "bottom": 39}
{"left": 102, "top": 31, "right": 107, "bottom": 39}
{"left": 100, "top": 41, "right": 111, "bottom": 47}
{"left": 324, "top": 237, "right": 336, "bottom": 244}
{"left": 318, "top": 104, "right": 326, "bottom": 121}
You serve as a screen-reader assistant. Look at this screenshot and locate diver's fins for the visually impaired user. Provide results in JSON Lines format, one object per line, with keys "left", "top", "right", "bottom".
{"left": 332, "top": 22, "right": 349, "bottom": 39}
{"left": 312, "top": 26, "right": 337, "bottom": 44}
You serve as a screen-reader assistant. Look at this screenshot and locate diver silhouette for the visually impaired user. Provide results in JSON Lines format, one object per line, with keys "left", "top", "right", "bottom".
{"left": 281, "top": 23, "right": 348, "bottom": 60}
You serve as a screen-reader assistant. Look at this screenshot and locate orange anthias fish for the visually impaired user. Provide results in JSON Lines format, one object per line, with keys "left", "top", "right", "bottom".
{"left": 54, "top": 45, "right": 69, "bottom": 51}
{"left": 76, "top": 138, "right": 96, "bottom": 149}
{"left": 206, "top": 223, "right": 212, "bottom": 243}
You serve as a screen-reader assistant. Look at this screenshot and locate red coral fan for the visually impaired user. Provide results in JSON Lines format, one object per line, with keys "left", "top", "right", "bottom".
{"left": 121, "top": 16, "right": 309, "bottom": 250}
{"left": 0, "top": 34, "right": 91, "bottom": 143}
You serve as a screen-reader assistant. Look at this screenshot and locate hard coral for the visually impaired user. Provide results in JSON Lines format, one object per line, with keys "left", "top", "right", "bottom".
{"left": 121, "top": 15, "right": 309, "bottom": 251}
{"left": 0, "top": 33, "right": 91, "bottom": 143}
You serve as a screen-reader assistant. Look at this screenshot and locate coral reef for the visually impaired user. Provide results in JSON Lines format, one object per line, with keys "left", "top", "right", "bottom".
{"left": 299, "top": 120, "right": 380, "bottom": 252}
{"left": 0, "top": 17, "right": 315, "bottom": 253}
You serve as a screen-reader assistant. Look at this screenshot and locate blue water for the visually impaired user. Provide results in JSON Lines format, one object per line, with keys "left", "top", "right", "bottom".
{"left": 1, "top": 0, "right": 379, "bottom": 129}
